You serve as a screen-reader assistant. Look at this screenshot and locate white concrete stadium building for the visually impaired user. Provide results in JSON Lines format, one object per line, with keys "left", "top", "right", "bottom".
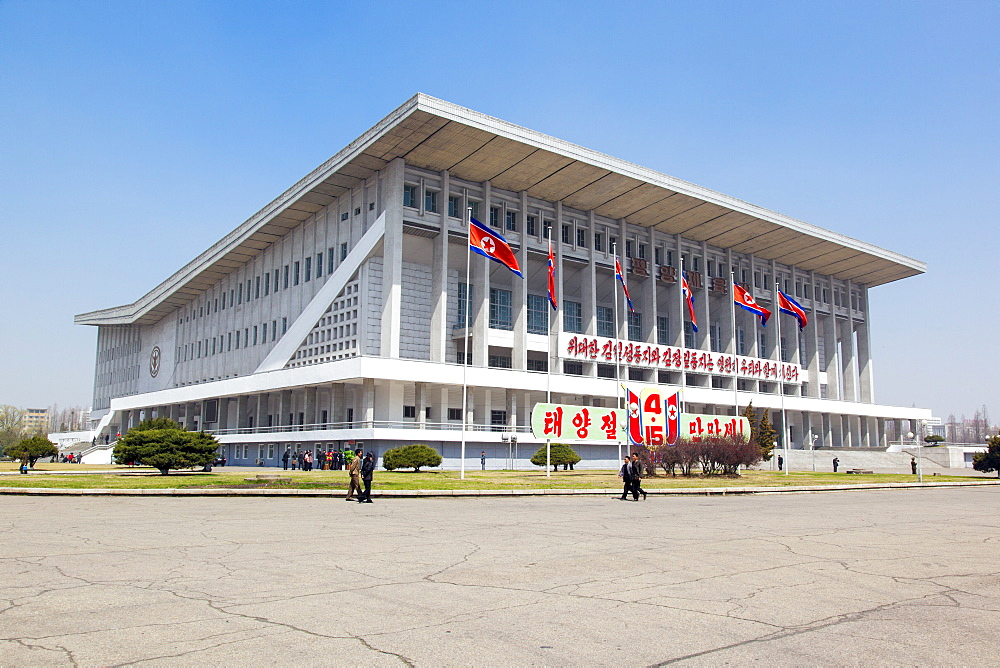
{"left": 76, "top": 94, "right": 931, "bottom": 468}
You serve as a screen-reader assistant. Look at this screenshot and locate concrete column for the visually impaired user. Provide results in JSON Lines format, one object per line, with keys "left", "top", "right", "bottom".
{"left": 553, "top": 203, "right": 566, "bottom": 374}
{"left": 415, "top": 382, "right": 427, "bottom": 428}
{"left": 840, "top": 320, "right": 857, "bottom": 403}
{"left": 472, "top": 182, "right": 491, "bottom": 367}
{"left": 380, "top": 157, "right": 405, "bottom": 358}
{"left": 362, "top": 378, "right": 375, "bottom": 427}
{"left": 332, "top": 384, "right": 347, "bottom": 424}
{"left": 805, "top": 270, "right": 821, "bottom": 398}
{"left": 823, "top": 312, "right": 841, "bottom": 400}
{"left": 512, "top": 189, "right": 529, "bottom": 371}
{"left": 856, "top": 306, "right": 874, "bottom": 402}
{"left": 429, "top": 169, "right": 450, "bottom": 363}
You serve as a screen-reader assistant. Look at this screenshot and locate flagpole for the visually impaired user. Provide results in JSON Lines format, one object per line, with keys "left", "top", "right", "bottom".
{"left": 775, "top": 279, "right": 788, "bottom": 476}
{"left": 460, "top": 206, "right": 472, "bottom": 480}
{"left": 612, "top": 245, "right": 622, "bottom": 463}
{"left": 546, "top": 235, "right": 553, "bottom": 478}
{"left": 731, "top": 271, "right": 739, "bottom": 418}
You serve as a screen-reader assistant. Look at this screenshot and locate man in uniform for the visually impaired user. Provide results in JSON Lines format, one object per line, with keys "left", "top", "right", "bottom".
{"left": 345, "top": 448, "right": 363, "bottom": 501}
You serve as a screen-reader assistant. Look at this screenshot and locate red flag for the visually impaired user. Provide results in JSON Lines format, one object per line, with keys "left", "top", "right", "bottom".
{"left": 733, "top": 283, "right": 771, "bottom": 326}
{"left": 547, "top": 241, "right": 557, "bottom": 310}
{"left": 469, "top": 218, "right": 523, "bottom": 277}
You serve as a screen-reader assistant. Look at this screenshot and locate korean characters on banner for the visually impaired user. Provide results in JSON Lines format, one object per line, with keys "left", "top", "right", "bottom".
{"left": 623, "top": 387, "right": 681, "bottom": 447}
{"left": 531, "top": 404, "right": 620, "bottom": 442}
{"left": 682, "top": 414, "right": 750, "bottom": 443}
{"left": 560, "top": 333, "right": 803, "bottom": 384}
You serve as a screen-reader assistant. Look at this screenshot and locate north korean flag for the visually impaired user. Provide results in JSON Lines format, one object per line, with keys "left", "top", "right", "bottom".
{"left": 665, "top": 391, "right": 680, "bottom": 446}
{"left": 547, "top": 241, "right": 557, "bottom": 310}
{"left": 624, "top": 385, "right": 644, "bottom": 446}
{"left": 469, "top": 217, "right": 523, "bottom": 278}
{"left": 733, "top": 282, "right": 772, "bottom": 326}
{"left": 615, "top": 257, "right": 635, "bottom": 313}
{"left": 682, "top": 273, "right": 698, "bottom": 333}
{"left": 777, "top": 290, "right": 808, "bottom": 330}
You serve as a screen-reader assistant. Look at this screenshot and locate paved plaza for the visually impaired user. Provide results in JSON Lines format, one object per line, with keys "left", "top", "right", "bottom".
{"left": 1, "top": 488, "right": 997, "bottom": 666}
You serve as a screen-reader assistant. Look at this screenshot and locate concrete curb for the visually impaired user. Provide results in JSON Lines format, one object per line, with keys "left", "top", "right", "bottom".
{"left": 0, "top": 480, "right": 996, "bottom": 497}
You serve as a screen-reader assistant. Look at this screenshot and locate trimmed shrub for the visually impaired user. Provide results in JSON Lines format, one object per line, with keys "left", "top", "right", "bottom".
{"left": 529, "top": 443, "right": 581, "bottom": 471}
{"left": 382, "top": 444, "right": 442, "bottom": 472}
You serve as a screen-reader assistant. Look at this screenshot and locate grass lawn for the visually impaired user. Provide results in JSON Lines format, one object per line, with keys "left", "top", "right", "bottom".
{"left": 0, "top": 465, "right": 988, "bottom": 490}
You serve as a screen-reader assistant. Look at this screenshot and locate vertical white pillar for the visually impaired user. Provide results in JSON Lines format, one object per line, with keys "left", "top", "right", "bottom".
{"left": 380, "top": 157, "right": 405, "bottom": 358}
{"left": 429, "top": 169, "right": 450, "bottom": 363}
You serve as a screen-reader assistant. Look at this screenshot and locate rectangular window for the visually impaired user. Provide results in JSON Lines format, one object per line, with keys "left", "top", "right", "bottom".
{"left": 235, "top": 330, "right": 241, "bottom": 349}
{"left": 211, "top": 338, "right": 216, "bottom": 355}
{"left": 543, "top": 221, "right": 552, "bottom": 239}
{"left": 403, "top": 184, "right": 417, "bottom": 208}
{"left": 527, "top": 294, "right": 548, "bottom": 334}
{"left": 246, "top": 280, "right": 251, "bottom": 301}
{"left": 526, "top": 215, "right": 537, "bottom": 236}
{"left": 340, "top": 242, "right": 348, "bottom": 261}
{"left": 469, "top": 201, "right": 479, "bottom": 220}
{"left": 638, "top": 244, "right": 647, "bottom": 260}
{"left": 780, "top": 336, "right": 788, "bottom": 363}
{"left": 293, "top": 261, "right": 300, "bottom": 286}
{"left": 527, "top": 358, "right": 548, "bottom": 372}
{"left": 403, "top": 405, "right": 416, "bottom": 418}
{"left": 457, "top": 283, "right": 473, "bottom": 326}
{"left": 341, "top": 212, "right": 349, "bottom": 221}
{"left": 227, "top": 332, "right": 232, "bottom": 351}
{"left": 561, "top": 224, "right": 571, "bottom": 244}
{"left": 710, "top": 322, "right": 721, "bottom": 352}
{"left": 222, "top": 292, "right": 227, "bottom": 310}
{"left": 628, "top": 311, "right": 642, "bottom": 341}
{"left": 448, "top": 407, "right": 463, "bottom": 421}
{"left": 564, "top": 361, "right": 584, "bottom": 375}
{"left": 316, "top": 253, "right": 323, "bottom": 278}
{"left": 253, "top": 326, "right": 258, "bottom": 345}
{"left": 680, "top": 321, "right": 694, "bottom": 348}
{"left": 237, "top": 283, "right": 243, "bottom": 305}
{"left": 283, "top": 265, "right": 289, "bottom": 289}
{"left": 598, "top": 306, "right": 615, "bottom": 338}
{"left": 255, "top": 276, "right": 260, "bottom": 299}
{"left": 758, "top": 331, "right": 767, "bottom": 355}
{"left": 448, "top": 195, "right": 460, "bottom": 218}
{"left": 563, "top": 300, "right": 582, "bottom": 333}
{"left": 655, "top": 247, "right": 662, "bottom": 265}
{"left": 197, "top": 341, "right": 201, "bottom": 358}
{"left": 304, "top": 257, "right": 311, "bottom": 282}
{"left": 594, "top": 233, "right": 603, "bottom": 252}
{"left": 272, "top": 320, "right": 277, "bottom": 340}
{"left": 489, "top": 287, "right": 513, "bottom": 330}
{"left": 576, "top": 228, "right": 587, "bottom": 248}
{"left": 261, "top": 323, "right": 267, "bottom": 344}
{"left": 273, "top": 269, "right": 279, "bottom": 292}
{"left": 736, "top": 327, "right": 746, "bottom": 355}
{"left": 263, "top": 272, "right": 270, "bottom": 296}
{"left": 505, "top": 210, "right": 517, "bottom": 232}
{"left": 489, "top": 206, "right": 500, "bottom": 228}
{"left": 282, "top": 317, "right": 287, "bottom": 335}
{"left": 610, "top": 236, "right": 619, "bottom": 255}
{"left": 488, "top": 355, "right": 512, "bottom": 369}
{"left": 325, "top": 248, "right": 334, "bottom": 275}
{"left": 656, "top": 316, "right": 668, "bottom": 345}
{"left": 425, "top": 190, "right": 438, "bottom": 213}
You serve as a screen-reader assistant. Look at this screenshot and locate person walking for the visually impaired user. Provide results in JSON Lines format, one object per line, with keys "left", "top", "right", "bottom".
{"left": 911, "top": 457, "right": 918, "bottom": 475}
{"left": 630, "top": 453, "right": 647, "bottom": 501}
{"left": 305, "top": 451, "right": 314, "bottom": 472}
{"left": 282, "top": 448, "right": 290, "bottom": 471}
{"left": 345, "top": 448, "right": 363, "bottom": 501}
{"left": 777, "top": 455, "right": 783, "bottom": 471}
{"left": 832, "top": 457, "right": 840, "bottom": 472}
{"left": 358, "top": 451, "right": 375, "bottom": 503}
{"left": 617, "top": 455, "right": 632, "bottom": 500}
{"left": 481, "top": 451, "right": 486, "bottom": 471}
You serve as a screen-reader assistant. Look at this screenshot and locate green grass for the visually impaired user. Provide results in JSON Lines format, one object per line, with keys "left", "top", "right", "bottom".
{"left": 0, "top": 467, "right": 988, "bottom": 490}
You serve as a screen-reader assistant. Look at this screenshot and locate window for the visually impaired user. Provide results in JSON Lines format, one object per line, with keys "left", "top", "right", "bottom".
{"left": 263, "top": 273, "right": 270, "bottom": 296}
{"left": 304, "top": 257, "right": 311, "bottom": 282}
{"left": 684, "top": 322, "right": 695, "bottom": 349}
{"left": 237, "top": 283, "right": 243, "bottom": 305}
{"left": 327, "top": 248, "right": 335, "bottom": 274}
{"left": 489, "top": 287, "right": 513, "bottom": 330}
{"left": 354, "top": 207, "right": 361, "bottom": 216}
{"left": 235, "top": 330, "right": 241, "bottom": 349}
{"left": 576, "top": 228, "right": 587, "bottom": 248}
{"left": 490, "top": 410, "right": 508, "bottom": 431}
{"left": 469, "top": 201, "right": 480, "bottom": 220}
{"left": 425, "top": 190, "right": 438, "bottom": 213}
{"left": 626, "top": 240, "right": 634, "bottom": 258}
{"left": 261, "top": 323, "right": 267, "bottom": 344}
{"left": 246, "top": 280, "right": 251, "bottom": 301}
{"left": 736, "top": 327, "right": 746, "bottom": 355}
{"left": 211, "top": 338, "right": 216, "bottom": 354}
{"left": 293, "top": 261, "right": 300, "bottom": 286}
{"left": 457, "top": 283, "right": 473, "bottom": 326}
{"left": 710, "top": 322, "right": 721, "bottom": 352}
{"left": 340, "top": 243, "right": 348, "bottom": 261}
{"left": 272, "top": 320, "right": 277, "bottom": 340}
{"left": 526, "top": 215, "right": 537, "bottom": 236}
{"left": 316, "top": 253, "right": 323, "bottom": 278}
{"left": 448, "top": 408, "right": 463, "bottom": 421}
{"left": 283, "top": 265, "right": 289, "bottom": 289}
{"left": 594, "top": 233, "right": 603, "bottom": 252}
{"left": 780, "top": 336, "right": 788, "bottom": 363}
{"left": 610, "top": 236, "right": 619, "bottom": 255}
{"left": 628, "top": 311, "right": 642, "bottom": 341}
{"left": 341, "top": 212, "right": 349, "bottom": 221}
{"left": 758, "top": 331, "right": 767, "bottom": 355}
{"left": 527, "top": 358, "right": 548, "bottom": 372}
{"left": 403, "top": 184, "right": 417, "bottom": 208}
{"left": 638, "top": 244, "right": 647, "bottom": 260}
{"left": 489, "top": 206, "right": 500, "bottom": 228}
{"left": 543, "top": 221, "right": 552, "bottom": 239}
{"left": 282, "top": 317, "right": 287, "bottom": 335}
{"left": 561, "top": 224, "right": 571, "bottom": 244}
{"left": 222, "top": 292, "right": 227, "bottom": 310}
{"left": 527, "top": 294, "right": 548, "bottom": 334}
{"left": 448, "top": 195, "right": 460, "bottom": 218}
{"left": 598, "top": 306, "right": 615, "bottom": 338}
{"left": 273, "top": 269, "right": 279, "bottom": 292}
{"left": 403, "top": 405, "right": 416, "bottom": 418}
{"left": 227, "top": 332, "right": 232, "bottom": 351}
{"left": 505, "top": 210, "right": 517, "bottom": 232}
{"left": 654, "top": 247, "right": 662, "bottom": 265}
{"left": 598, "top": 364, "right": 616, "bottom": 378}
{"left": 564, "top": 361, "right": 584, "bottom": 375}
{"left": 656, "top": 316, "right": 668, "bottom": 345}
{"left": 253, "top": 326, "right": 258, "bottom": 345}
{"left": 563, "top": 300, "right": 582, "bottom": 333}
{"left": 488, "top": 355, "right": 512, "bottom": 369}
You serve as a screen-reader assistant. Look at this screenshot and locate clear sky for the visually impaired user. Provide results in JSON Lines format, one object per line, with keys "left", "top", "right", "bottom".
{"left": 1, "top": 1, "right": 997, "bottom": 422}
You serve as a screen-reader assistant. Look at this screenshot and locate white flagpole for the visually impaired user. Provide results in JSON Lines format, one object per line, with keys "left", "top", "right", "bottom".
{"left": 775, "top": 279, "right": 788, "bottom": 476}
{"left": 612, "top": 245, "right": 622, "bottom": 463}
{"left": 546, "top": 235, "right": 552, "bottom": 478}
{"left": 461, "top": 207, "right": 472, "bottom": 480}
{"left": 731, "top": 271, "right": 739, "bottom": 417}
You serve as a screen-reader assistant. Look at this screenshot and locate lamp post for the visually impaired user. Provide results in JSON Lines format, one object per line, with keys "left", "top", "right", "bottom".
{"left": 501, "top": 434, "right": 517, "bottom": 470}
{"left": 907, "top": 430, "right": 922, "bottom": 482}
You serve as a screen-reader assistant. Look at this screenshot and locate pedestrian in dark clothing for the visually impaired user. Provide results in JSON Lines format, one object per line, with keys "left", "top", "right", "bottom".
{"left": 358, "top": 452, "right": 375, "bottom": 503}
{"left": 630, "top": 453, "right": 647, "bottom": 501}
{"left": 777, "top": 455, "right": 783, "bottom": 471}
{"left": 911, "top": 457, "right": 918, "bottom": 475}
{"left": 481, "top": 451, "right": 486, "bottom": 470}
{"left": 282, "top": 449, "right": 290, "bottom": 470}
{"left": 832, "top": 457, "right": 840, "bottom": 472}
{"left": 618, "top": 456, "right": 632, "bottom": 500}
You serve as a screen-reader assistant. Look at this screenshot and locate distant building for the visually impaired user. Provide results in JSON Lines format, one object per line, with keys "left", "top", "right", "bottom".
{"left": 24, "top": 408, "right": 48, "bottom": 434}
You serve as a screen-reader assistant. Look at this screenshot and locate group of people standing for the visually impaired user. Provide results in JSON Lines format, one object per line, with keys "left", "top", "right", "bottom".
{"left": 344, "top": 449, "right": 376, "bottom": 503}
{"left": 282, "top": 448, "right": 361, "bottom": 471}
{"left": 618, "top": 453, "right": 648, "bottom": 501}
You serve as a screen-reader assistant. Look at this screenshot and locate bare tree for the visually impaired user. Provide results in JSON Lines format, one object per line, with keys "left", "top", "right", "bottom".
{"left": 0, "top": 405, "right": 27, "bottom": 455}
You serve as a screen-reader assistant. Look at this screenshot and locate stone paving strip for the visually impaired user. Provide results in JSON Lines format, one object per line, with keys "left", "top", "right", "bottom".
{"left": 0, "top": 479, "right": 996, "bottom": 497}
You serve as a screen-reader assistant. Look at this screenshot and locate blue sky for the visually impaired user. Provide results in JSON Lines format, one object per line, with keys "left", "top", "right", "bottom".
{"left": 1, "top": 1, "right": 997, "bottom": 423}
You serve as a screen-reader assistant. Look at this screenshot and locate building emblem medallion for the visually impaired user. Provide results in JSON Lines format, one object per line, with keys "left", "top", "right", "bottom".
{"left": 149, "top": 346, "right": 161, "bottom": 378}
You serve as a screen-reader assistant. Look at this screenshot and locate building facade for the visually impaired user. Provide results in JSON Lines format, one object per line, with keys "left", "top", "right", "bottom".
{"left": 25, "top": 408, "right": 49, "bottom": 435}
{"left": 76, "top": 94, "right": 931, "bottom": 468}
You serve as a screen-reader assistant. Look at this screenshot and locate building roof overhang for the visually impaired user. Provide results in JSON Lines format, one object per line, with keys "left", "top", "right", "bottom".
{"left": 76, "top": 93, "right": 925, "bottom": 327}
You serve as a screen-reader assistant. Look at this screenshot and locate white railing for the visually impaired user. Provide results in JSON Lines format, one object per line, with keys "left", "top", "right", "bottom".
{"left": 206, "top": 421, "right": 533, "bottom": 436}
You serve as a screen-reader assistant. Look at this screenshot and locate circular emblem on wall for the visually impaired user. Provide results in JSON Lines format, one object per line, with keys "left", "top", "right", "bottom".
{"left": 149, "top": 346, "right": 161, "bottom": 378}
